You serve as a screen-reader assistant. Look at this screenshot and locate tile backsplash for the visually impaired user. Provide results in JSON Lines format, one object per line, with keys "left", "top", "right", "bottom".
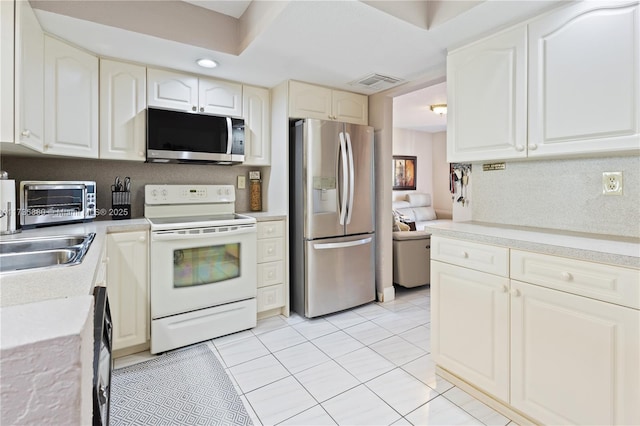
{"left": 471, "top": 155, "right": 640, "bottom": 238}
{"left": 0, "top": 155, "right": 262, "bottom": 220}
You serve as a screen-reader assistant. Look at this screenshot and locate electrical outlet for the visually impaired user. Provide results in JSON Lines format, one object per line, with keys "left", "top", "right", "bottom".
{"left": 602, "top": 172, "right": 623, "bottom": 195}
{"left": 237, "top": 175, "right": 246, "bottom": 189}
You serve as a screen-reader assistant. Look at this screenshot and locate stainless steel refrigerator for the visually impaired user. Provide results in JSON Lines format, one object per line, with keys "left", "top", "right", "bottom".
{"left": 290, "top": 118, "right": 375, "bottom": 318}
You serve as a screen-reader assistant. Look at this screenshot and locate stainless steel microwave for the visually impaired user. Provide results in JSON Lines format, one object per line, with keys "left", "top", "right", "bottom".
{"left": 20, "top": 181, "right": 97, "bottom": 228}
{"left": 146, "top": 108, "right": 245, "bottom": 165}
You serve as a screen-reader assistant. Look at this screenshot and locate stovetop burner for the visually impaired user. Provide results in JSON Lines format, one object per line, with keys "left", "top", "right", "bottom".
{"left": 147, "top": 213, "right": 256, "bottom": 231}
{"left": 144, "top": 184, "right": 256, "bottom": 231}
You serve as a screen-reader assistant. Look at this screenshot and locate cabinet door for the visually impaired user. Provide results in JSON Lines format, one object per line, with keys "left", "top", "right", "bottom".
{"left": 289, "top": 80, "right": 332, "bottom": 120}
{"left": 1, "top": 0, "right": 14, "bottom": 143}
{"left": 332, "top": 90, "right": 368, "bottom": 125}
{"left": 99, "top": 59, "right": 146, "bottom": 161}
{"left": 529, "top": 1, "right": 640, "bottom": 157}
{"left": 243, "top": 85, "right": 271, "bottom": 165}
{"left": 431, "top": 260, "right": 510, "bottom": 401}
{"left": 44, "top": 36, "right": 98, "bottom": 158}
{"left": 107, "top": 231, "right": 150, "bottom": 351}
{"left": 511, "top": 280, "right": 640, "bottom": 425}
{"left": 147, "top": 68, "right": 198, "bottom": 112}
{"left": 199, "top": 77, "right": 242, "bottom": 116}
{"left": 14, "top": 0, "right": 44, "bottom": 151}
{"left": 447, "top": 25, "right": 527, "bottom": 162}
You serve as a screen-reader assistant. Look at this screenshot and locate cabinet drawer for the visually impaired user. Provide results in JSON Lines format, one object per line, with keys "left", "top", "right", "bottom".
{"left": 257, "top": 238, "right": 284, "bottom": 263}
{"left": 257, "top": 220, "right": 284, "bottom": 239}
{"left": 257, "top": 261, "right": 284, "bottom": 288}
{"left": 431, "top": 236, "right": 509, "bottom": 277}
{"left": 257, "top": 284, "right": 285, "bottom": 312}
{"left": 511, "top": 250, "right": 640, "bottom": 309}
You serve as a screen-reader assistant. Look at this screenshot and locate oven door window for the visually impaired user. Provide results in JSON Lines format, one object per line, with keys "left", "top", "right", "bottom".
{"left": 173, "top": 243, "right": 240, "bottom": 287}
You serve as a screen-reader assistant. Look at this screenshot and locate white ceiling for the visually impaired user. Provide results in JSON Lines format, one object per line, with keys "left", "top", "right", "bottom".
{"left": 32, "top": 0, "right": 565, "bottom": 133}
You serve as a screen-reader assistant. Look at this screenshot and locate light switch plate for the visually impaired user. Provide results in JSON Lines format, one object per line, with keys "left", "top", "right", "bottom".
{"left": 237, "top": 175, "right": 246, "bottom": 189}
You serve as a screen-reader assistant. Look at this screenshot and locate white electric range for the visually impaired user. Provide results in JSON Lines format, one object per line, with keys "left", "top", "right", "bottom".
{"left": 145, "top": 184, "right": 257, "bottom": 354}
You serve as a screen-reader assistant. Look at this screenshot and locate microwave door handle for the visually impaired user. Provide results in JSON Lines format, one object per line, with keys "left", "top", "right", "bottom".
{"left": 226, "top": 117, "right": 233, "bottom": 154}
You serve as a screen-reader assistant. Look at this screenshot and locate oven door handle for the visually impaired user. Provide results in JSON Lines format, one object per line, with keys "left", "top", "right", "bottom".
{"left": 152, "top": 227, "right": 256, "bottom": 241}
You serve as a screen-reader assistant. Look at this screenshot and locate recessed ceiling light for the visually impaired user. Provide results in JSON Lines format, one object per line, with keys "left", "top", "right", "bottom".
{"left": 196, "top": 58, "right": 218, "bottom": 68}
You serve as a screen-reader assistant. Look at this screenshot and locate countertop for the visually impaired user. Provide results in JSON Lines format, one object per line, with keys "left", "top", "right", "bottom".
{"left": 425, "top": 221, "right": 640, "bottom": 269}
{"left": 0, "top": 218, "right": 149, "bottom": 308}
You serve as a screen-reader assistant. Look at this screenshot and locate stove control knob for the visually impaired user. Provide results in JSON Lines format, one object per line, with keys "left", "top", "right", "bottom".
{"left": 151, "top": 189, "right": 158, "bottom": 197}
{"left": 225, "top": 188, "right": 231, "bottom": 195}
{"left": 162, "top": 189, "right": 168, "bottom": 197}
{"left": 217, "top": 189, "right": 223, "bottom": 195}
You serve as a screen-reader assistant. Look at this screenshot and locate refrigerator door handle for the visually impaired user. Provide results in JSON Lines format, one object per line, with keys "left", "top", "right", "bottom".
{"left": 313, "top": 237, "right": 373, "bottom": 250}
{"left": 345, "top": 132, "right": 355, "bottom": 225}
{"left": 338, "top": 132, "right": 349, "bottom": 225}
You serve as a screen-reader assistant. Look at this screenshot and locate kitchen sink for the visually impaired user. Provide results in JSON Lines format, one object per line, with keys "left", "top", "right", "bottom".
{"left": 0, "top": 234, "right": 92, "bottom": 254}
{"left": 0, "top": 233, "right": 95, "bottom": 273}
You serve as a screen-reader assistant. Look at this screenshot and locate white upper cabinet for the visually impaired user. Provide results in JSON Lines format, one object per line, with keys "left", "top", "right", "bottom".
{"left": 243, "top": 85, "right": 271, "bottom": 166}
{"left": 447, "top": 1, "right": 640, "bottom": 162}
{"left": 1, "top": 0, "right": 15, "bottom": 143}
{"left": 447, "top": 25, "right": 527, "bottom": 163}
{"left": 199, "top": 78, "right": 242, "bottom": 117}
{"left": 100, "top": 59, "right": 146, "bottom": 161}
{"left": 147, "top": 68, "right": 242, "bottom": 117}
{"left": 44, "top": 36, "right": 99, "bottom": 158}
{"left": 528, "top": 1, "right": 640, "bottom": 157}
{"left": 289, "top": 81, "right": 368, "bottom": 125}
{"left": 147, "top": 68, "right": 197, "bottom": 112}
{"left": 14, "top": 0, "right": 45, "bottom": 152}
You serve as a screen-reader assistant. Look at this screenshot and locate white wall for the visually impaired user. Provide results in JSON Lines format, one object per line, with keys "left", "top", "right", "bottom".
{"left": 431, "top": 131, "right": 452, "bottom": 219}
{"left": 392, "top": 128, "right": 433, "bottom": 201}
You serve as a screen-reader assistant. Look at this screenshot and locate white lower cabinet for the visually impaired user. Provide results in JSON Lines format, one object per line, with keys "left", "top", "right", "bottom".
{"left": 431, "top": 236, "right": 640, "bottom": 425}
{"left": 107, "top": 230, "right": 149, "bottom": 354}
{"left": 510, "top": 280, "right": 640, "bottom": 425}
{"left": 256, "top": 219, "right": 287, "bottom": 317}
{"left": 431, "top": 261, "right": 510, "bottom": 401}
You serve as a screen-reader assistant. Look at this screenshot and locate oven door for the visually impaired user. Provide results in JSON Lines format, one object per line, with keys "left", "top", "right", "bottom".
{"left": 150, "top": 225, "right": 257, "bottom": 319}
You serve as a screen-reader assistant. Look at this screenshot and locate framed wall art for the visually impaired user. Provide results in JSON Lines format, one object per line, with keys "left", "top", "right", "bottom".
{"left": 392, "top": 155, "right": 417, "bottom": 190}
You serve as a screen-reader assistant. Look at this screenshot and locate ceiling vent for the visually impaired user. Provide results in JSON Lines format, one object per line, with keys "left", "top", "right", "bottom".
{"left": 349, "top": 73, "right": 405, "bottom": 92}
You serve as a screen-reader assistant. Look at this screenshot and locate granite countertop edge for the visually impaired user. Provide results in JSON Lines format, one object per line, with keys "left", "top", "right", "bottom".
{"left": 424, "top": 221, "right": 640, "bottom": 269}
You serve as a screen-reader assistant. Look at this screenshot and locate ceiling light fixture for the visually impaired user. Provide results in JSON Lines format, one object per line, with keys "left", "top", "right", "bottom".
{"left": 196, "top": 58, "right": 218, "bottom": 69}
{"left": 430, "top": 104, "right": 447, "bottom": 115}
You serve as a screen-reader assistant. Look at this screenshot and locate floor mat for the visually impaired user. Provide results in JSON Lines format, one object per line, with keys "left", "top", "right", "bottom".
{"left": 110, "top": 343, "right": 252, "bottom": 425}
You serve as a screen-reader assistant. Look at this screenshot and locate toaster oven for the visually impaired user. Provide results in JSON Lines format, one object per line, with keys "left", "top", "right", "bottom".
{"left": 20, "top": 181, "right": 97, "bottom": 229}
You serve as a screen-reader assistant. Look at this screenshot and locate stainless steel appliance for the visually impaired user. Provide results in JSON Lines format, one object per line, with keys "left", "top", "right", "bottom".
{"left": 20, "top": 181, "right": 96, "bottom": 229}
{"left": 92, "top": 285, "right": 112, "bottom": 426}
{"left": 145, "top": 184, "right": 257, "bottom": 354}
{"left": 290, "top": 118, "right": 376, "bottom": 318}
{"left": 147, "top": 108, "right": 245, "bottom": 164}
{"left": 0, "top": 171, "right": 19, "bottom": 235}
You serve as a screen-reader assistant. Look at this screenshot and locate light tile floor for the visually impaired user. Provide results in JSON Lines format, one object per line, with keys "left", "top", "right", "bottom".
{"left": 116, "top": 285, "right": 517, "bottom": 426}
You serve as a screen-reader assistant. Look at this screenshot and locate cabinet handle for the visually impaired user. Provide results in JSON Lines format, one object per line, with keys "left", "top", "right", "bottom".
{"left": 499, "top": 285, "right": 508, "bottom": 293}
{"left": 104, "top": 257, "right": 110, "bottom": 264}
{"left": 192, "top": 106, "right": 197, "bottom": 111}
{"left": 267, "top": 247, "right": 274, "bottom": 254}
{"left": 268, "top": 271, "right": 275, "bottom": 278}
{"left": 529, "top": 144, "right": 538, "bottom": 151}
{"left": 460, "top": 251, "right": 468, "bottom": 258}
{"left": 561, "top": 271, "right": 573, "bottom": 281}
{"left": 21, "top": 129, "right": 31, "bottom": 138}
{"left": 200, "top": 107, "right": 204, "bottom": 112}
{"left": 44, "top": 144, "right": 50, "bottom": 150}
{"left": 139, "top": 236, "right": 146, "bottom": 242}
{"left": 515, "top": 145, "right": 525, "bottom": 152}
{"left": 138, "top": 151, "right": 144, "bottom": 157}
{"left": 510, "top": 288, "right": 521, "bottom": 297}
